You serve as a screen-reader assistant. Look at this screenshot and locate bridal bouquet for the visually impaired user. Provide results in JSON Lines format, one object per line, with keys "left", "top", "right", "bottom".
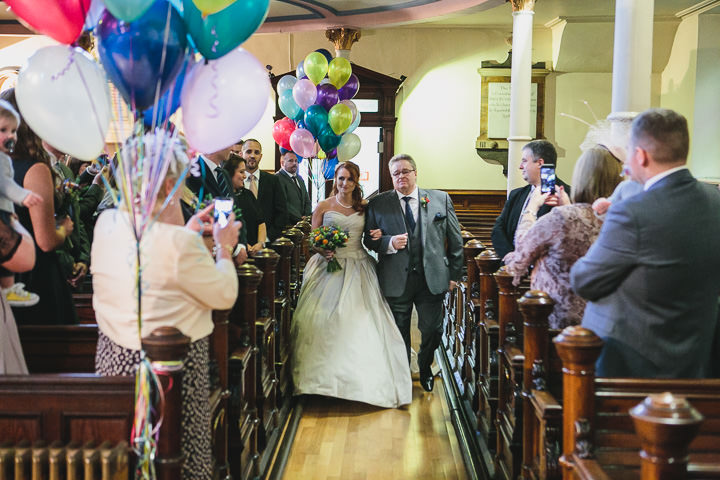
{"left": 310, "top": 225, "right": 349, "bottom": 272}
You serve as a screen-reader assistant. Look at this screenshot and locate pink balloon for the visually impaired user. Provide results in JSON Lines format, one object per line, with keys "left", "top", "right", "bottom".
{"left": 290, "top": 128, "right": 317, "bottom": 158}
{"left": 6, "top": 0, "right": 91, "bottom": 44}
{"left": 292, "top": 78, "right": 317, "bottom": 111}
{"left": 181, "top": 48, "right": 270, "bottom": 153}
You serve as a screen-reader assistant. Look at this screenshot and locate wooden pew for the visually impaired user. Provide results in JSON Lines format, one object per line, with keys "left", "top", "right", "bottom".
{"left": 475, "top": 249, "right": 502, "bottom": 449}
{"left": 554, "top": 327, "right": 720, "bottom": 480}
{"left": 271, "top": 236, "right": 295, "bottom": 405}
{"left": 0, "top": 326, "right": 189, "bottom": 480}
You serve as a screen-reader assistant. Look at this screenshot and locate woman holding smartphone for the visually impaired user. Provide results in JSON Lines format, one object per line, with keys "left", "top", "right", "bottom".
{"left": 91, "top": 132, "right": 241, "bottom": 480}
{"left": 504, "top": 146, "right": 622, "bottom": 329}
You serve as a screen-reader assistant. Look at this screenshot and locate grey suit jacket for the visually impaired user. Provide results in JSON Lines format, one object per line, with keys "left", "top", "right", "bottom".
{"left": 364, "top": 189, "right": 464, "bottom": 297}
{"left": 275, "top": 169, "right": 311, "bottom": 224}
{"left": 570, "top": 169, "right": 720, "bottom": 378}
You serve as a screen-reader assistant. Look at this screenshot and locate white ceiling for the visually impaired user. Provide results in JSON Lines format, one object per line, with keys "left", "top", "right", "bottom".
{"left": 0, "top": 0, "right": 710, "bottom": 32}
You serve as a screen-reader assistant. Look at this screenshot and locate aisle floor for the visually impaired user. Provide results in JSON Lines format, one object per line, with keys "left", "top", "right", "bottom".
{"left": 282, "top": 378, "right": 469, "bottom": 480}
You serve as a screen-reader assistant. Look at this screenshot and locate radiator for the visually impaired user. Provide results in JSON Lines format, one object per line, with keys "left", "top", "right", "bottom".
{"left": 0, "top": 441, "right": 129, "bottom": 480}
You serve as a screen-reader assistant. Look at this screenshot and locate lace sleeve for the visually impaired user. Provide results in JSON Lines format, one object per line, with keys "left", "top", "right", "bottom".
{"left": 505, "top": 209, "right": 562, "bottom": 285}
{"left": 514, "top": 210, "right": 537, "bottom": 246}
{"left": 0, "top": 219, "right": 22, "bottom": 264}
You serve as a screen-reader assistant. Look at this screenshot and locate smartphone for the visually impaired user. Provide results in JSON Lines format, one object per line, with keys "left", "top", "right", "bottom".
{"left": 214, "top": 198, "right": 233, "bottom": 228}
{"left": 540, "top": 164, "right": 556, "bottom": 194}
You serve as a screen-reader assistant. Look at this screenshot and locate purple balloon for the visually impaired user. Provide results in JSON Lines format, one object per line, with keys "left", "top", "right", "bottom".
{"left": 316, "top": 83, "right": 339, "bottom": 112}
{"left": 327, "top": 148, "right": 337, "bottom": 158}
{"left": 338, "top": 73, "right": 359, "bottom": 101}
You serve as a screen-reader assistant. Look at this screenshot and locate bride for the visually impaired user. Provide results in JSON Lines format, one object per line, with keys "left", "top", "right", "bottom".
{"left": 291, "top": 161, "right": 412, "bottom": 408}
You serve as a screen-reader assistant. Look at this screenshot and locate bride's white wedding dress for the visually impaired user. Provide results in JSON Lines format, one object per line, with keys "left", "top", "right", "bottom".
{"left": 291, "top": 210, "right": 412, "bottom": 408}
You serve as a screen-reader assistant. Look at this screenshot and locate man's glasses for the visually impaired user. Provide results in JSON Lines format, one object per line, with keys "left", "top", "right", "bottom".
{"left": 391, "top": 169, "right": 415, "bottom": 178}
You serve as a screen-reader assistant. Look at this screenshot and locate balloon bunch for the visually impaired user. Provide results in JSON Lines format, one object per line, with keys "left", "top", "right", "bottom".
{"left": 272, "top": 49, "right": 362, "bottom": 180}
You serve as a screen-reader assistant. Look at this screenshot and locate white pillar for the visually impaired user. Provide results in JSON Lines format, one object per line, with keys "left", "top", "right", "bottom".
{"left": 507, "top": 9, "right": 535, "bottom": 191}
{"left": 608, "top": 0, "right": 654, "bottom": 139}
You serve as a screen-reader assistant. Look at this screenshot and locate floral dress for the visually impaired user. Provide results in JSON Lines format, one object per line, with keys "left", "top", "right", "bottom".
{"left": 503, "top": 204, "right": 603, "bottom": 329}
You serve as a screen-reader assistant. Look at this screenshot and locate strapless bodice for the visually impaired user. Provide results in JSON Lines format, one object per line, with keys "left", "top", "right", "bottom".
{"left": 322, "top": 210, "right": 366, "bottom": 258}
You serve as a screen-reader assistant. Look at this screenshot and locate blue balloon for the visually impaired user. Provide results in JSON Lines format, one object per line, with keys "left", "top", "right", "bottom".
{"left": 97, "top": 1, "right": 187, "bottom": 111}
{"left": 295, "top": 118, "right": 307, "bottom": 130}
{"left": 142, "top": 56, "right": 191, "bottom": 127}
{"left": 315, "top": 48, "right": 334, "bottom": 64}
{"left": 322, "top": 157, "right": 338, "bottom": 179}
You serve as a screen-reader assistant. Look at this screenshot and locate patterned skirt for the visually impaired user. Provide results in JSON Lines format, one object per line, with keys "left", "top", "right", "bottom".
{"left": 95, "top": 331, "right": 213, "bottom": 480}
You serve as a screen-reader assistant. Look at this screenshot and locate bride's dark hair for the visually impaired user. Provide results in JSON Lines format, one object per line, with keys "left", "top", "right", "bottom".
{"left": 331, "top": 161, "right": 364, "bottom": 212}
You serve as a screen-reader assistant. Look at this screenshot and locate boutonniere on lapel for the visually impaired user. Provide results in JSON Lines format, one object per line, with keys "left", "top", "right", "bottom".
{"left": 420, "top": 195, "right": 430, "bottom": 208}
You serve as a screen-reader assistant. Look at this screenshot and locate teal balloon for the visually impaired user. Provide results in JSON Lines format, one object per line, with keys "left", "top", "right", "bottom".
{"left": 104, "top": 0, "right": 154, "bottom": 22}
{"left": 279, "top": 90, "right": 301, "bottom": 119}
{"left": 183, "top": 0, "right": 269, "bottom": 60}
{"left": 318, "top": 125, "right": 341, "bottom": 152}
{"left": 304, "top": 104, "right": 328, "bottom": 137}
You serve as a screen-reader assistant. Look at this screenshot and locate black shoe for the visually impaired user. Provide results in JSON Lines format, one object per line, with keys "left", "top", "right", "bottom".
{"left": 420, "top": 372, "right": 434, "bottom": 392}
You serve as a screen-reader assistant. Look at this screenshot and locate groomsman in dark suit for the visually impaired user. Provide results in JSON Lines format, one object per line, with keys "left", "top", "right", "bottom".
{"left": 186, "top": 146, "right": 234, "bottom": 201}
{"left": 276, "top": 150, "right": 311, "bottom": 225}
{"left": 242, "top": 139, "right": 288, "bottom": 241}
{"left": 491, "top": 140, "right": 569, "bottom": 259}
{"left": 571, "top": 108, "right": 720, "bottom": 378}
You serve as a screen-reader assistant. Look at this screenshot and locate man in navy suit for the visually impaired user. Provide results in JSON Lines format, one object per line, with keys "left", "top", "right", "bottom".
{"left": 186, "top": 146, "right": 233, "bottom": 201}
{"left": 571, "top": 108, "right": 720, "bottom": 378}
{"left": 491, "top": 140, "right": 569, "bottom": 259}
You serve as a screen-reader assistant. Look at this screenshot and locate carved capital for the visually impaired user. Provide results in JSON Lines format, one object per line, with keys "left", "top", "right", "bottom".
{"left": 508, "top": 0, "right": 536, "bottom": 12}
{"left": 326, "top": 28, "right": 361, "bottom": 51}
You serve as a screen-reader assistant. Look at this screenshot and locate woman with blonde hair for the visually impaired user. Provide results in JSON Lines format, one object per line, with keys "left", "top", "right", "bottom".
{"left": 504, "top": 146, "right": 622, "bottom": 329}
{"left": 91, "top": 132, "right": 241, "bottom": 479}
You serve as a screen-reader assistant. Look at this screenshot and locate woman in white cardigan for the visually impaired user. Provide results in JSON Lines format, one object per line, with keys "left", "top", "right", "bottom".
{"left": 91, "top": 133, "right": 241, "bottom": 480}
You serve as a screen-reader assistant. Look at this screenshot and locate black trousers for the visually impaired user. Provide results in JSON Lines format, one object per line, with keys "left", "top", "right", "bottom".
{"left": 385, "top": 270, "right": 444, "bottom": 376}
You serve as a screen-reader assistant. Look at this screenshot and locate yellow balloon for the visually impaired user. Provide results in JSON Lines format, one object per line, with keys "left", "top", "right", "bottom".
{"left": 328, "top": 57, "right": 352, "bottom": 89}
{"left": 192, "top": 0, "right": 236, "bottom": 15}
{"left": 317, "top": 148, "right": 327, "bottom": 159}
{"left": 304, "top": 52, "right": 329, "bottom": 86}
{"left": 328, "top": 104, "right": 353, "bottom": 135}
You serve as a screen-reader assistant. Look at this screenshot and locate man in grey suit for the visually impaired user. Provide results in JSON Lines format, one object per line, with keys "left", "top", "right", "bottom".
{"left": 570, "top": 108, "right": 720, "bottom": 378}
{"left": 275, "top": 150, "right": 311, "bottom": 225}
{"left": 364, "top": 154, "right": 464, "bottom": 391}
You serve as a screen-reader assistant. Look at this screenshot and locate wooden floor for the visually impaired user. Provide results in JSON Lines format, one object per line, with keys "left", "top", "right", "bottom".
{"left": 282, "top": 377, "right": 469, "bottom": 479}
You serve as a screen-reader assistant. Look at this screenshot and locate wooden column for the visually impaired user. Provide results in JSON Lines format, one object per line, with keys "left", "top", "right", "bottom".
{"left": 210, "top": 308, "right": 231, "bottom": 479}
{"left": 630, "top": 393, "right": 703, "bottom": 480}
{"left": 462, "top": 239, "right": 485, "bottom": 403}
{"left": 142, "top": 326, "right": 191, "bottom": 480}
{"left": 271, "top": 237, "right": 294, "bottom": 404}
{"left": 553, "top": 327, "right": 603, "bottom": 479}
{"left": 518, "top": 291, "right": 554, "bottom": 480}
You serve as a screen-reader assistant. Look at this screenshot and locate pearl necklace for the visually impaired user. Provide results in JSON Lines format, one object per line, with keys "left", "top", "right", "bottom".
{"left": 335, "top": 194, "right": 352, "bottom": 209}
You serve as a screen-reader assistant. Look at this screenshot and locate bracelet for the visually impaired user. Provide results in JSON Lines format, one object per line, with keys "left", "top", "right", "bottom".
{"left": 213, "top": 244, "right": 234, "bottom": 258}
{"left": 522, "top": 209, "right": 537, "bottom": 217}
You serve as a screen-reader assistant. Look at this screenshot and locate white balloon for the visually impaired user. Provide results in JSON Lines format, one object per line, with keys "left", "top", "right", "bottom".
{"left": 16, "top": 45, "right": 111, "bottom": 161}
{"left": 337, "top": 133, "right": 361, "bottom": 161}
{"left": 181, "top": 48, "right": 270, "bottom": 153}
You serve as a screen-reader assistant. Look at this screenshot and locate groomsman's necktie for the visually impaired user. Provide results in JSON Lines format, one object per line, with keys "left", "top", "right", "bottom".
{"left": 249, "top": 174, "right": 258, "bottom": 198}
{"left": 215, "top": 166, "right": 231, "bottom": 197}
{"left": 403, "top": 196, "right": 416, "bottom": 232}
{"left": 292, "top": 175, "right": 301, "bottom": 190}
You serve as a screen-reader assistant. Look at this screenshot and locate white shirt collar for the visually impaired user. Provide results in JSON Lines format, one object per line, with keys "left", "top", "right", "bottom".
{"left": 643, "top": 166, "right": 687, "bottom": 191}
{"left": 202, "top": 156, "right": 220, "bottom": 173}
{"left": 396, "top": 187, "right": 419, "bottom": 202}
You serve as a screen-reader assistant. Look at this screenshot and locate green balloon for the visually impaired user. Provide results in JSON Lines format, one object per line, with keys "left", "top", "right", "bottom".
{"left": 328, "top": 57, "right": 352, "bottom": 89}
{"left": 304, "top": 51, "right": 328, "bottom": 86}
{"left": 104, "top": 0, "right": 154, "bottom": 22}
{"left": 328, "top": 103, "right": 352, "bottom": 135}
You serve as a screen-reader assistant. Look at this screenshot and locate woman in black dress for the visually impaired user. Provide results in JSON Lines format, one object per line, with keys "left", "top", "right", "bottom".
{"left": 224, "top": 153, "right": 266, "bottom": 253}
{"left": 1, "top": 88, "right": 77, "bottom": 325}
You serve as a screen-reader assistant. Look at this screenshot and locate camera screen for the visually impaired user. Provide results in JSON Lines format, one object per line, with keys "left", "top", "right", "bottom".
{"left": 214, "top": 198, "right": 233, "bottom": 228}
{"left": 540, "top": 166, "right": 556, "bottom": 194}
